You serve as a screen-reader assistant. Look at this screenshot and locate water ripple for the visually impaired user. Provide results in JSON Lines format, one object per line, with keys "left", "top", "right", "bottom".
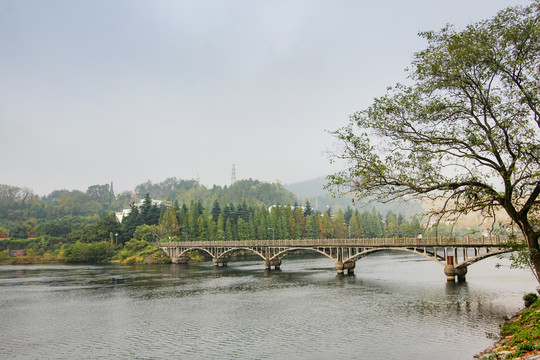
{"left": 0, "top": 254, "right": 536, "bottom": 359}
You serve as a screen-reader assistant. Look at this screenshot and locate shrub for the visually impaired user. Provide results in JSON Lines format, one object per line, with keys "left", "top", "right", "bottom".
{"left": 0, "top": 250, "right": 9, "bottom": 261}
{"left": 523, "top": 293, "right": 538, "bottom": 307}
{"left": 63, "top": 241, "right": 114, "bottom": 263}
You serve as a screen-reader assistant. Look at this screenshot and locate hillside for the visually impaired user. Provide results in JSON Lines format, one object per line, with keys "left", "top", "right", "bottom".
{"left": 285, "top": 177, "right": 423, "bottom": 218}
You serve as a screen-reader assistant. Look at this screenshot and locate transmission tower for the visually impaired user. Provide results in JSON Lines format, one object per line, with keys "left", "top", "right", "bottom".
{"left": 231, "top": 164, "right": 236, "bottom": 185}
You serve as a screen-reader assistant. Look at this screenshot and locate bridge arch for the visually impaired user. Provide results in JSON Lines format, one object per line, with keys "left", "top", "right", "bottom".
{"left": 271, "top": 247, "right": 337, "bottom": 263}
{"left": 220, "top": 247, "right": 266, "bottom": 260}
{"left": 346, "top": 248, "right": 447, "bottom": 266}
{"left": 177, "top": 247, "right": 214, "bottom": 259}
{"left": 457, "top": 248, "right": 510, "bottom": 267}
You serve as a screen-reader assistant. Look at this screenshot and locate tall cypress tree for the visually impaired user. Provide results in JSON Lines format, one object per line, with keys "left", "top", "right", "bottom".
{"left": 304, "top": 200, "right": 313, "bottom": 217}
{"left": 211, "top": 200, "right": 221, "bottom": 223}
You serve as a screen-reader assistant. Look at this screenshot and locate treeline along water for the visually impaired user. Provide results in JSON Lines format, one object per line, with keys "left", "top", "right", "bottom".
{"left": 0, "top": 251, "right": 537, "bottom": 359}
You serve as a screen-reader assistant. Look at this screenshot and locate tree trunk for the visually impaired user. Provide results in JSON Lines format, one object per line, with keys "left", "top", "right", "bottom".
{"left": 524, "top": 231, "right": 540, "bottom": 283}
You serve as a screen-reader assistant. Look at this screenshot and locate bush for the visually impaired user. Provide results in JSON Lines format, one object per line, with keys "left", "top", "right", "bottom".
{"left": 63, "top": 241, "right": 115, "bottom": 263}
{"left": 523, "top": 293, "right": 538, "bottom": 307}
{"left": 124, "top": 239, "right": 150, "bottom": 253}
{"left": 0, "top": 250, "right": 9, "bottom": 261}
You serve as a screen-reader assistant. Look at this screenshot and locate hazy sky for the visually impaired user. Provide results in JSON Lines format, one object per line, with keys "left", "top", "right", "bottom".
{"left": 0, "top": 0, "right": 529, "bottom": 196}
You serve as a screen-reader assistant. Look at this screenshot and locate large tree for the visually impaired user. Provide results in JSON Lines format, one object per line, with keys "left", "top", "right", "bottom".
{"left": 327, "top": 2, "right": 540, "bottom": 281}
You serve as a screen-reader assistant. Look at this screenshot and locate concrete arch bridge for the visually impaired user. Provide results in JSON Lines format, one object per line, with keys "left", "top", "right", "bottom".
{"left": 156, "top": 236, "right": 514, "bottom": 282}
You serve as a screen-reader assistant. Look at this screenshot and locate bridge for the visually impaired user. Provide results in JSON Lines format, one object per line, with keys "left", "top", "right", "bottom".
{"left": 156, "top": 236, "right": 514, "bottom": 282}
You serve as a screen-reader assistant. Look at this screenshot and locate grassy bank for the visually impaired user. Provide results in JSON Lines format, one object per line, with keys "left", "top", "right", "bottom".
{"left": 477, "top": 297, "right": 540, "bottom": 359}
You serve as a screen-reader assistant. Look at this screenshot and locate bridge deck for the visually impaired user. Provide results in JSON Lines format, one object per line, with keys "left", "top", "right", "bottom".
{"left": 156, "top": 236, "right": 511, "bottom": 248}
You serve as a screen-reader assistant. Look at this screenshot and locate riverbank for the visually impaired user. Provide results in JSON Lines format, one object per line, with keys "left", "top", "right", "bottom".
{"left": 0, "top": 247, "right": 210, "bottom": 265}
{"left": 0, "top": 254, "right": 63, "bottom": 265}
{"left": 475, "top": 299, "right": 540, "bottom": 359}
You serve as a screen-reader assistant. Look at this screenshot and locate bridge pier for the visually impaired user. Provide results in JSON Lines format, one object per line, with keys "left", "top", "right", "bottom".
{"left": 444, "top": 256, "right": 468, "bottom": 282}
{"left": 212, "top": 258, "right": 228, "bottom": 267}
{"left": 343, "top": 261, "right": 356, "bottom": 275}
{"left": 456, "top": 266, "right": 467, "bottom": 282}
{"left": 335, "top": 261, "right": 344, "bottom": 274}
{"left": 444, "top": 256, "right": 457, "bottom": 281}
{"left": 172, "top": 255, "right": 189, "bottom": 264}
{"left": 271, "top": 258, "right": 281, "bottom": 270}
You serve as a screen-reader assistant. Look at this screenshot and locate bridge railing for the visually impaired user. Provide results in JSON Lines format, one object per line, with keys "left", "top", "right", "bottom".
{"left": 156, "top": 236, "right": 515, "bottom": 248}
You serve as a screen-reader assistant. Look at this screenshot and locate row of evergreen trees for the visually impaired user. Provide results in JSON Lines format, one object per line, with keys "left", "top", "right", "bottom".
{"left": 120, "top": 194, "right": 424, "bottom": 243}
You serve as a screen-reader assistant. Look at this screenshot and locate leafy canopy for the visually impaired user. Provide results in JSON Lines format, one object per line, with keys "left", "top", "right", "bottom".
{"left": 327, "top": 2, "right": 540, "bottom": 279}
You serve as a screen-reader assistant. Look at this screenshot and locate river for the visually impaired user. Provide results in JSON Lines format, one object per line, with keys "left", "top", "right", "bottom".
{"left": 0, "top": 251, "right": 537, "bottom": 359}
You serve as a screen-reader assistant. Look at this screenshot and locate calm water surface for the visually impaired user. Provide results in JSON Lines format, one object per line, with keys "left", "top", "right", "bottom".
{"left": 0, "top": 251, "right": 537, "bottom": 360}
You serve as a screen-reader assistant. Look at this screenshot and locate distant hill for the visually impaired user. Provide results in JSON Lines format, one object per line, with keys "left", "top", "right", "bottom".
{"left": 284, "top": 177, "right": 330, "bottom": 199}
{"left": 285, "top": 177, "right": 424, "bottom": 218}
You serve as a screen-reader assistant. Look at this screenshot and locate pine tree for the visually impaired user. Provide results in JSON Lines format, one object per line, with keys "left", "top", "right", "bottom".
{"left": 216, "top": 215, "right": 225, "bottom": 240}
{"left": 304, "top": 200, "right": 313, "bottom": 217}
{"left": 333, "top": 210, "right": 347, "bottom": 238}
{"left": 225, "top": 218, "right": 234, "bottom": 241}
{"left": 386, "top": 212, "right": 399, "bottom": 237}
{"left": 293, "top": 206, "right": 305, "bottom": 239}
{"left": 211, "top": 200, "right": 221, "bottom": 223}
{"left": 140, "top": 193, "right": 153, "bottom": 224}
{"left": 237, "top": 218, "right": 248, "bottom": 240}
{"left": 321, "top": 211, "right": 334, "bottom": 239}
{"left": 344, "top": 206, "right": 353, "bottom": 226}
{"left": 305, "top": 215, "right": 316, "bottom": 239}
{"left": 197, "top": 215, "right": 207, "bottom": 240}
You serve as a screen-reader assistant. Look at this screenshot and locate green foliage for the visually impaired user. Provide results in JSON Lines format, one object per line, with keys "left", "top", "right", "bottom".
{"left": 10, "top": 223, "right": 29, "bottom": 239}
{"left": 124, "top": 239, "right": 150, "bottom": 253}
{"left": 86, "top": 184, "right": 114, "bottom": 205}
{"left": 63, "top": 241, "right": 115, "bottom": 263}
{"left": 68, "top": 212, "right": 120, "bottom": 243}
{"left": 1, "top": 178, "right": 430, "bottom": 248}
{"left": 523, "top": 293, "right": 538, "bottom": 307}
{"left": 0, "top": 236, "right": 64, "bottom": 253}
{"left": 132, "top": 224, "right": 156, "bottom": 242}
{"left": 327, "top": 2, "right": 540, "bottom": 281}
{"left": 116, "top": 239, "right": 153, "bottom": 261}
{"left": 159, "top": 203, "right": 180, "bottom": 237}
{"left": 114, "top": 239, "right": 171, "bottom": 264}
{"left": 135, "top": 178, "right": 296, "bottom": 209}
{"left": 0, "top": 226, "right": 8, "bottom": 237}
{"left": 500, "top": 300, "right": 540, "bottom": 348}
{"left": 0, "top": 250, "right": 9, "bottom": 261}
{"left": 36, "top": 216, "right": 85, "bottom": 237}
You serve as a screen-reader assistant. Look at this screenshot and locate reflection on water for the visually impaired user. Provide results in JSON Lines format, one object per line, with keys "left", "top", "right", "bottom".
{"left": 0, "top": 251, "right": 537, "bottom": 360}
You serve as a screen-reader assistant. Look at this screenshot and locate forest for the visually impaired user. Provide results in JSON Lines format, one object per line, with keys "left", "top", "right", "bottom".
{"left": 0, "top": 177, "right": 468, "bottom": 263}
{"left": 0, "top": 177, "right": 429, "bottom": 242}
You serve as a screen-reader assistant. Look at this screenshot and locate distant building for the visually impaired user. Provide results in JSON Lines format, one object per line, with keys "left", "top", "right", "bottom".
{"left": 115, "top": 199, "right": 164, "bottom": 223}
{"left": 115, "top": 209, "right": 132, "bottom": 222}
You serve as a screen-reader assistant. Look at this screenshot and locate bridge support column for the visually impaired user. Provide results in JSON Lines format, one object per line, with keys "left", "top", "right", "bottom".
{"left": 178, "top": 255, "right": 189, "bottom": 264}
{"left": 171, "top": 255, "right": 189, "bottom": 264}
{"left": 343, "top": 261, "right": 356, "bottom": 275}
{"left": 444, "top": 256, "right": 467, "bottom": 282}
{"left": 271, "top": 258, "right": 281, "bottom": 270}
{"left": 212, "top": 258, "right": 227, "bottom": 267}
{"left": 335, "top": 260, "right": 344, "bottom": 274}
{"left": 264, "top": 253, "right": 271, "bottom": 270}
{"left": 444, "top": 256, "right": 456, "bottom": 281}
{"left": 455, "top": 266, "right": 467, "bottom": 282}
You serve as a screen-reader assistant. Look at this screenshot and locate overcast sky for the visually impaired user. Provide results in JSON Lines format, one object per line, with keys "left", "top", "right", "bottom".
{"left": 0, "top": 0, "right": 529, "bottom": 196}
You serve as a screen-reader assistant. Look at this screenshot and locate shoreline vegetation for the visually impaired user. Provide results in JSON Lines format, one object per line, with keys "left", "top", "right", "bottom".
{"left": 0, "top": 239, "right": 177, "bottom": 265}
{"left": 476, "top": 298, "right": 540, "bottom": 360}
